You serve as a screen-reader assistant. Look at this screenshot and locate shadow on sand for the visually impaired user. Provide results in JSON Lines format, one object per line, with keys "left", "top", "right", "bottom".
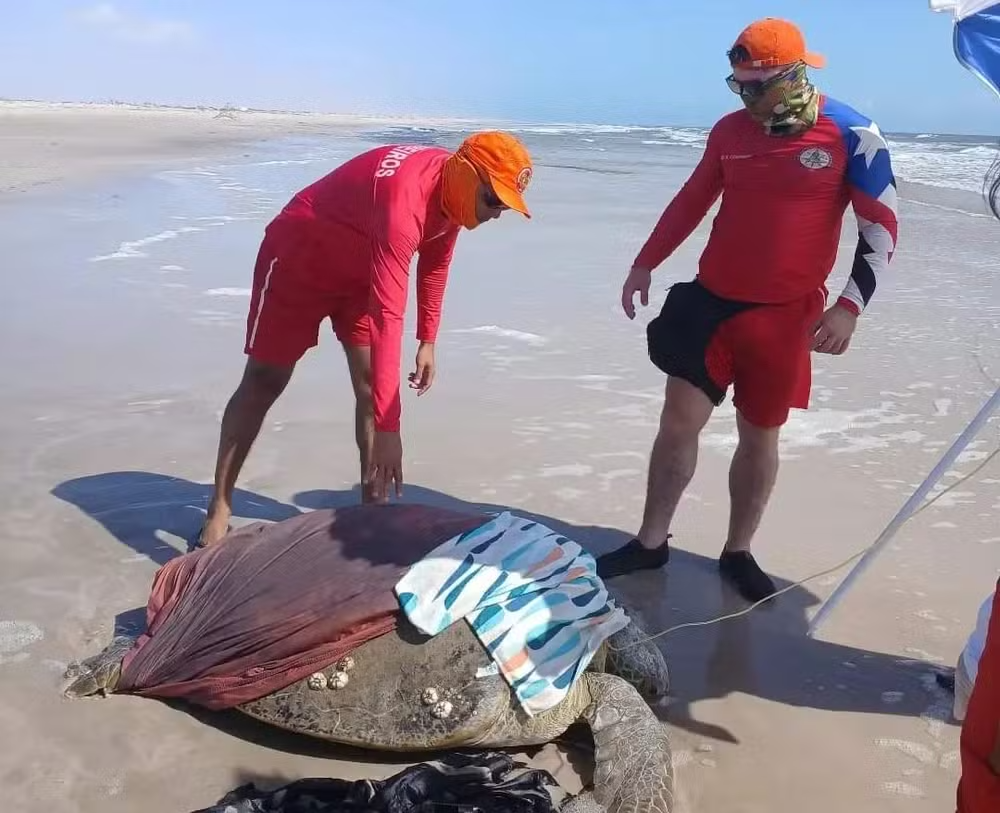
{"left": 52, "top": 471, "right": 956, "bottom": 756}
{"left": 51, "top": 470, "right": 301, "bottom": 567}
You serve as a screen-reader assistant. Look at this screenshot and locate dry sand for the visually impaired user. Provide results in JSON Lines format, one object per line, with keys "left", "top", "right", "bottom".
{"left": 2, "top": 101, "right": 997, "bottom": 812}
{"left": 0, "top": 100, "right": 475, "bottom": 196}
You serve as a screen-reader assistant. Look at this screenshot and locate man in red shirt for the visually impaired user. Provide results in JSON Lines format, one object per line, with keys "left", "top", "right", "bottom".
{"left": 596, "top": 18, "right": 899, "bottom": 601}
{"left": 199, "top": 132, "right": 534, "bottom": 547}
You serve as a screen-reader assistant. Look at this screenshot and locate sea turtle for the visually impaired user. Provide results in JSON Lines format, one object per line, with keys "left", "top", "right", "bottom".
{"left": 64, "top": 507, "right": 674, "bottom": 813}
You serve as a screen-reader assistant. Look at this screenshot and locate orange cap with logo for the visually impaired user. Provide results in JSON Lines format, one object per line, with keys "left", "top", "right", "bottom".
{"left": 456, "top": 131, "right": 533, "bottom": 218}
{"left": 728, "top": 18, "right": 826, "bottom": 70}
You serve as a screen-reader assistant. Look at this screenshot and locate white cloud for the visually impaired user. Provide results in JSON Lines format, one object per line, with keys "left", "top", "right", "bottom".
{"left": 76, "top": 3, "right": 195, "bottom": 45}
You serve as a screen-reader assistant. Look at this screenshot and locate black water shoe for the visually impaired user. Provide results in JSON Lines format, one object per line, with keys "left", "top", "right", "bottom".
{"left": 596, "top": 536, "right": 671, "bottom": 580}
{"left": 719, "top": 551, "right": 777, "bottom": 603}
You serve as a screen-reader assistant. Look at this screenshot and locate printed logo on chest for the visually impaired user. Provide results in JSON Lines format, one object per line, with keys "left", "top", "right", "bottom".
{"left": 799, "top": 147, "right": 833, "bottom": 170}
{"left": 374, "top": 145, "right": 429, "bottom": 178}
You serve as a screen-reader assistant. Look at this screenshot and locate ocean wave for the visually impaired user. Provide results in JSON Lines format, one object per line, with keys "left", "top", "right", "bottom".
{"left": 640, "top": 133, "right": 707, "bottom": 148}
{"left": 449, "top": 325, "right": 548, "bottom": 346}
{"left": 541, "top": 162, "right": 635, "bottom": 175}
{"left": 887, "top": 137, "right": 998, "bottom": 194}
{"left": 372, "top": 120, "right": 708, "bottom": 140}
{"left": 161, "top": 117, "right": 1000, "bottom": 204}
{"left": 248, "top": 159, "right": 321, "bottom": 166}
{"left": 510, "top": 123, "right": 657, "bottom": 135}
{"left": 88, "top": 227, "right": 205, "bottom": 262}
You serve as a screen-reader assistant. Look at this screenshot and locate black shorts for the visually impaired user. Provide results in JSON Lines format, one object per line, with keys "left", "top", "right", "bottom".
{"left": 646, "top": 280, "right": 759, "bottom": 405}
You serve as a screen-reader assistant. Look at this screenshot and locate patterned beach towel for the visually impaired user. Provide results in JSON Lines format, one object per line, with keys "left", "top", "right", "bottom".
{"left": 394, "top": 511, "right": 628, "bottom": 716}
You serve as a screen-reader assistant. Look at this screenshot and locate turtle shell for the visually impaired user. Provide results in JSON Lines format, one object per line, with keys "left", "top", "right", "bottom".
{"left": 237, "top": 616, "right": 513, "bottom": 751}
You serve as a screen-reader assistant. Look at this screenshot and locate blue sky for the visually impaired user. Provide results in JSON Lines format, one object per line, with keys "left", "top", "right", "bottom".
{"left": 4, "top": 0, "right": 999, "bottom": 135}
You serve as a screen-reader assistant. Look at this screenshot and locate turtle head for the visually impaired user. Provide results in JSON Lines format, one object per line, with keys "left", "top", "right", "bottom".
{"left": 63, "top": 635, "right": 135, "bottom": 699}
{"left": 604, "top": 611, "right": 670, "bottom": 701}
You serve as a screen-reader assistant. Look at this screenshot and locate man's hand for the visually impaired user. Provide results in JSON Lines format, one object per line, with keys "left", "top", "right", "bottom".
{"left": 365, "top": 431, "right": 403, "bottom": 503}
{"left": 408, "top": 342, "right": 436, "bottom": 396}
{"left": 811, "top": 304, "right": 858, "bottom": 355}
{"left": 621, "top": 266, "right": 652, "bottom": 320}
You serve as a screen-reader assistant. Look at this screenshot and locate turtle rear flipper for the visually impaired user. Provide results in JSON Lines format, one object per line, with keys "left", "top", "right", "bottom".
{"left": 63, "top": 635, "right": 135, "bottom": 698}
{"left": 560, "top": 791, "right": 605, "bottom": 813}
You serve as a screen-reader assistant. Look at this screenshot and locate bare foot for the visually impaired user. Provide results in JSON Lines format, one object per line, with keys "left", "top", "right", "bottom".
{"left": 198, "top": 513, "right": 232, "bottom": 547}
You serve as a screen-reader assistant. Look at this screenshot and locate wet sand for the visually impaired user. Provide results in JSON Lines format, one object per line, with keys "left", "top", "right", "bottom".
{"left": 2, "top": 103, "right": 998, "bottom": 812}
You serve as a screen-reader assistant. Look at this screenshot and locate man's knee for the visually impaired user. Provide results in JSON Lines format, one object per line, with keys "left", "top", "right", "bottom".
{"left": 353, "top": 370, "right": 372, "bottom": 404}
{"left": 735, "top": 411, "right": 782, "bottom": 451}
{"left": 354, "top": 385, "right": 373, "bottom": 418}
{"left": 236, "top": 359, "right": 293, "bottom": 407}
{"left": 343, "top": 343, "right": 372, "bottom": 390}
{"left": 660, "top": 377, "right": 715, "bottom": 439}
{"left": 342, "top": 344, "right": 373, "bottom": 411}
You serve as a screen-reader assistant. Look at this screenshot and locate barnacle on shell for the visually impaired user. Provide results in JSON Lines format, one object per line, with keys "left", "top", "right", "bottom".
{"left": 430, "top": 699, "right": 453, "bottom": 719}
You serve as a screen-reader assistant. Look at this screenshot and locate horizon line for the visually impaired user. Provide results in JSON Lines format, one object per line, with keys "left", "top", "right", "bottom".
{"left": 0, "top": 96, "right": 996, "bottom": 141}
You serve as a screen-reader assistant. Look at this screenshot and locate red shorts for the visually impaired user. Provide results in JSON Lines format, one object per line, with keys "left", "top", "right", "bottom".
{"left": 647, "top": 281, "right": 825, "bottom": 428}
{"left": 705, "top": 289, "right": 825, "bottom": 428}
{"left": 243, "top": 226, "right": 370, "bottom": 367}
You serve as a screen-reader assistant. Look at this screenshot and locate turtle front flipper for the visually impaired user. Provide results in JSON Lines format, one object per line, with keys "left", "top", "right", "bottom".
{"left": 579, "top": 672, "right": 674, "bottom": 813}
{"left": 604, "top": 617, "right": 670, "bottom": 701}
{"left": 63, "top": 635, "right": 135, "bottom": 699}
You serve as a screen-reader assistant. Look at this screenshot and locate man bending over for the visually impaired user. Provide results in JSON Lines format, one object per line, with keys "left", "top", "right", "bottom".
{"left": 200, "top": 132, "right": 534, "bottom": 547}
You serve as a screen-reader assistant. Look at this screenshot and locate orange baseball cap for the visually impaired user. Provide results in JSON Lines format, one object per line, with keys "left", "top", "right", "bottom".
{"left": 457, "top": 131, "right": 533, "bottom": 218}
{"left": 728, "top": 18, "right": 826, "bottom": 70}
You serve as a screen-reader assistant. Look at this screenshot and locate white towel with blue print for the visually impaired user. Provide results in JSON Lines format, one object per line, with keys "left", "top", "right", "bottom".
{"left": 394, "top": 511, "right": 629, "bottom": 717}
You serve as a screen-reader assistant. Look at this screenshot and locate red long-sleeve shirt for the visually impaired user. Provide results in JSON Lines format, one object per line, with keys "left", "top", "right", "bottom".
{"left": 634, "top": 96, "right": 899, "bottom": 314}
{"left": 274, "top": 144, "right": 460, "bottom": 433}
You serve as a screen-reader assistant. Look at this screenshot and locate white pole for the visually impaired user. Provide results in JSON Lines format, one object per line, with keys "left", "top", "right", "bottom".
{"left": 927, "top": 0, "right": 958, "bottom": 14}
{"left": 807, "top": 385, "right": 1000, "bottom": 638}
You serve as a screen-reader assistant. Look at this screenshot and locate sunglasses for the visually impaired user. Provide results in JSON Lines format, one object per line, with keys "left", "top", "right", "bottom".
{"left": 474, "top": 170, "right": 508, "bottom": 210}
{"left": 725, "top": 63, "right": 800, "bottom": 99}
{"left": 480, "top": 184, "right": 507, "bottom": 210}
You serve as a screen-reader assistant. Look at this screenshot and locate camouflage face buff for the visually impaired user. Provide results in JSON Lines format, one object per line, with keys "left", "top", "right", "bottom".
{"left": 761, "top": 63, "right": 819, "bottom": 136}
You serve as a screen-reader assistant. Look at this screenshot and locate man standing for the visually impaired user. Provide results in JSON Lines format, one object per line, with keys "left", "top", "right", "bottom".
{"left": 199, "top": 132, "right": 534, "bottom": 547}
{"left": 596, "top": 18, "right": 898, "bottom": 601}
